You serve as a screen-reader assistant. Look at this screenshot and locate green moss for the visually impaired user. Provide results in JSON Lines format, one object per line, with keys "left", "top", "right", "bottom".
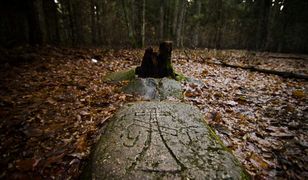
{"left": 103, "top": 68, "right": 136, "bottom": 82}
{"left": 174, "top": 73, "right": 187, "bottom": 82}
{"left": 207, "top": 125, "right": 229, "bottom": 151}
{"left": 207, "top": 124, "right": 251, "bottom": 180}
{"left": 241, "top": 170, "right": 251, "bottom": 180}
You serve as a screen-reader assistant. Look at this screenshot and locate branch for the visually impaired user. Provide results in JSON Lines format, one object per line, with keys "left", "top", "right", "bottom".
{"left": 202, "top": 58, "right": 308, "bottom": 80}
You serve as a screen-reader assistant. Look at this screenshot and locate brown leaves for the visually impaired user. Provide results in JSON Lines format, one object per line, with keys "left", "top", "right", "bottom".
{"left": 1, "top": 47, "right": 307, "bottom": 179}
{"left": 249, "top": 153, "right": 270, "bottom": 169}
{"left": 210, "top": 111, "right": 223, "bottom": 123}
{"left": 292, "top": 89, "right": 306, "bottom": 99}
{"left": 15, "top": 159, "right": 40, "bottom": 172}
{"left": 75, "top": 135, "right": 87, "bottom": 153}
{"left": 45, "top": 153, "right": 65, "bottom": 167}
{"left": 0, "top": 47, "right": 139, "bottom": 179}
{"left": 176, "top": 49, "right": 307, "bottom": 179}
{"left": 183, "top": 82, "right": 203, "bottom": 102}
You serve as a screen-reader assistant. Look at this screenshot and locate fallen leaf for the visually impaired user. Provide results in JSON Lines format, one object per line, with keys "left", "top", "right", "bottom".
{"left": 250, "top": 153, "right": 269, "bottom": 169}
{"left": 184, "top": 91, "right": 195, "bottom": 97}
{"left": 45, "top": 153, "right": 65, "bottom": 166}
{"left": 201, "top": 69, "right": 208, "bottom": 76}
{"left": 15, "top": 158, "right": 40, "bottom": 172}
{"left": 210, "top": 111, "right": 222, "bottom": 122}
{"left": 75, "top": 135, "right": 87, "bottom": 153}
{"left": 292, "top": 90, "right": 305, "bottom": 99}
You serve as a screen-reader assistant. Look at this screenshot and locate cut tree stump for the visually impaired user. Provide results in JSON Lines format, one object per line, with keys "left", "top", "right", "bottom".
{"left": 136, "top": 41, "right": 176, "bottom": 79}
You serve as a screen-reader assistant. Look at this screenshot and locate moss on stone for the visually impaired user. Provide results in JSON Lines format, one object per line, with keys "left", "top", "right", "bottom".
{"left": 241, "top": 170, "right": 251, "bottom": 180}
{"left": 103, "top": 68, "right": 136, "bottom": 82}
{"left": 206, "top": 122, "right": 251, "bottom": 180}
{"left": 175, "top": 73, "right": 187, "bottom": 82}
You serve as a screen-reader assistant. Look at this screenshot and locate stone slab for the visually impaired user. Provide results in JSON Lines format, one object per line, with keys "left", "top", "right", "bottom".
{"left": 83, "top": 102, "right": 247, "bottom": 179}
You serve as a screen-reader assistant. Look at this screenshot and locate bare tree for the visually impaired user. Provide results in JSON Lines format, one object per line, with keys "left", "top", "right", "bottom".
{"left": 159, "top": 0, "right": 164, "bottom": 40}
{"left": 172, "top": 0, "right": 179, "bottom": 39}
{"left": 176, "top": 0, "right": 186, "bottom": 48}
{"left": 255, "top": 0, "right": 271, "bottom": 50}
{"left": 121, "top": 0, "right": 136, "bottom": 47}
{"left": 141, "top": 0, "right": 146, "bottom": 47}
{"left": 27, "top": 0, "right": 46, "bottom": 45}
{"left": 193, "top": 0, "right": 201, "bottom": 48}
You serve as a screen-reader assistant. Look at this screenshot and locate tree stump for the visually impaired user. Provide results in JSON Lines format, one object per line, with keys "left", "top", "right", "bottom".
{"left": 136, "top": 41, "right": 176, "bottom": 78}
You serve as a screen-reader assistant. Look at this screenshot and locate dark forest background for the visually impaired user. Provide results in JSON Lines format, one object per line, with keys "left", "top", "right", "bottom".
{"left": 1, "top": 0, "right": 308, "bottom": 53}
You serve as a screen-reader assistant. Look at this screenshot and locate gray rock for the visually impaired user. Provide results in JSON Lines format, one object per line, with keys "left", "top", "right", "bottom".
{"left": 84, "top": 102, "right": 248, "bottom": 180}
{"left": 159, "top": 78, "right": 183, "bottom": 100}
{"left": 123, "top": 78, "right": 183, "bottom": 100}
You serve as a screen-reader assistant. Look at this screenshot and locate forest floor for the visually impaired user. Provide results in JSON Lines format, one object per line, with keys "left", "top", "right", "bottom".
{"left": 0, "top": 46, "right": 307, "bottom": 179}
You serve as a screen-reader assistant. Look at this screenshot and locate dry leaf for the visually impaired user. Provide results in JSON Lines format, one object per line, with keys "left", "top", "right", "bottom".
{"left": 45, "top": 153, "right": 65, "bottom": 166}
{"left": 15, "top": 158, "right": 40, "bottom": 172}
{"left": 250, "top": 153, "right": 269, "bottom": 169}
{"left": 75, "top": 135, "right": 87, "bottom": 153}
{"left": 292, "top": 90, "right": 305, "bottom": 99}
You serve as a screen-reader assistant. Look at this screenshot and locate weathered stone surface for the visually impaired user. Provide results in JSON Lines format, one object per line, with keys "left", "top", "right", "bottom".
{"left": 84, "top": 102, "right": 247, "bottom": 179}
{"left": 123, "top": 78, "right": 183, "bottom": 100}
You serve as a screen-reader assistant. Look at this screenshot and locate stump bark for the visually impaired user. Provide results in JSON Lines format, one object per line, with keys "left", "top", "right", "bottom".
{"left": 136, "top": 41, "right": 176, "bottom": 78}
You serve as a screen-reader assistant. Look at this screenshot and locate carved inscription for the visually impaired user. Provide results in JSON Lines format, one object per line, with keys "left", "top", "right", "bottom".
{"left": 90, "top": 102, "right": 244, "bottom": 179}
{"left": 125, "top": 107, "right": 182, "bottom": 172}
{"left": 133, "top": 108, "right": 177, "bottom": 136}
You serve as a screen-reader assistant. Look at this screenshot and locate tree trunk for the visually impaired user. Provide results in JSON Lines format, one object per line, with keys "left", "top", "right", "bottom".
{"left": 215, "top": 0, "right": 223, "bottom": 49}
{"left": 121, "top": 0, "right": 136, "bottom": 47}
{"left": 66, "top": 0, "right": 76, "bottom": 45}
{"left": 136, "top": 41, "right": 175, "bottom": 78}
{"left": 165, "top": 0, "right": 172, "bottom": 40}
{"left": 255, "top": 0, "right": 271, "bottom": 50}
{"left": 278, "top": 0, "right": 290, "bottom": 52}
{"left": 176, "top": 0, "right": 186, "bottom": 48}
{"left": 172, "top": 0, "right": 179, "bottom": 38}
{"left": 159, "top": 0, "right": 164, "bottom": 40}
{"left": 97, "top": 0, "right": 104, "bottom": 45}
{"left": 91, "top": 0, "right": 97, "bottom": 45}
{"left": 27, "top": 0, "right": 46, "bottom": 45}
{"left": 42, "top": 0, "right": 60, "bottom": 45}
{"left": 180, "top": 5, "right": 187, "bottom": 47}
{"left": 193, "top": 0, "right": 201, "bottom": 48}
{"left": 141, "top": 0, "right": 145, "bottom": 47}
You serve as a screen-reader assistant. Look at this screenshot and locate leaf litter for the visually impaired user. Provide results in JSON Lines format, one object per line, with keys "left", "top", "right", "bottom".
{"left": 0, "top": 47, "right": 307, "bottom": 179}
{"left": 176, "top": 49, "right": 307, "bottom": 179}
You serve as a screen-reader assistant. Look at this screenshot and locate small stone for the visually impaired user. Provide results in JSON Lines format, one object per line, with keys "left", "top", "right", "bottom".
{"left": 123, "top": 77, "right": 183, "bottom": 100}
